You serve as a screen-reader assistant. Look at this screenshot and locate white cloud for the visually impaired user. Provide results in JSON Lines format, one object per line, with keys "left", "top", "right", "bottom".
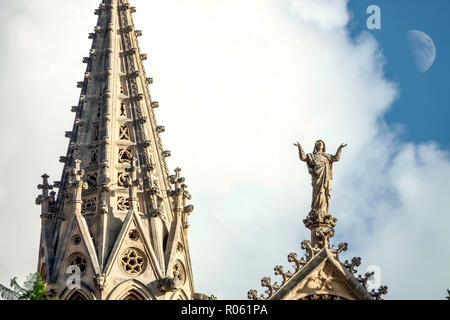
{"left": 0, "top": 0, "right": 448, "bottom": 300}
{"left": 288, "top": 0, "right": 350, "bottom": 30}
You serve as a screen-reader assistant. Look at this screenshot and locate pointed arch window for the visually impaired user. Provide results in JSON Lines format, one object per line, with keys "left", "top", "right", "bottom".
{"left": 123, "top": 290, "right": 146, "bottom": 300}
{"left": 67, "top": 291, "right": 89, "bottom": 300}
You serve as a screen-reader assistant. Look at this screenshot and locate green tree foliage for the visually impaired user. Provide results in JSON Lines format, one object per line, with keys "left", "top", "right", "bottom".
{"left": 0, "top": 273, "right": 57, "bottom": 300}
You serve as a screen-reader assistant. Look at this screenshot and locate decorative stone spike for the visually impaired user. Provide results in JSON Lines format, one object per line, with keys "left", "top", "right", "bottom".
{"left": 357, "top": 272, "right": 375, "bottom": 289}
{"left": 344, "top": 257, "right": 361, "bottom": 274}
{"left": 371, "top": 286, "right": 388, "bottom": 300}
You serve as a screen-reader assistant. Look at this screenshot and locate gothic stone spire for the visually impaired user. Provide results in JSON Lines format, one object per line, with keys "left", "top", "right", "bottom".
{"left": 36, "top": 0, "right": 196, "bottom": 300}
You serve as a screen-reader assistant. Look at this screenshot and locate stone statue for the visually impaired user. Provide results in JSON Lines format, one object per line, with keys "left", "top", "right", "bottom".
{"left": 294, "top": 140, "right": 347, "bottom": 218}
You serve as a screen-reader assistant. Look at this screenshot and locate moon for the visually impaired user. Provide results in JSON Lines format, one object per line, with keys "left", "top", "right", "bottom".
{"left": 407, "top": 30, "right": 436, "bottom": 73}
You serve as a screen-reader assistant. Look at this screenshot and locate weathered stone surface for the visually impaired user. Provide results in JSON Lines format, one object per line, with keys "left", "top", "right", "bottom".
{"left": 247, "top": 140, "right": 387, "bottom": 301}
{"left": 36, "top": 0, "right": 197, "bottom": 301}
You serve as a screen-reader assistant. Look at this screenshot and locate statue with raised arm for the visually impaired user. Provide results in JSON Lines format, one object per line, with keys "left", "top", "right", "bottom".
{"left": 294, "top": 140, "right": 347, "bottom": 221}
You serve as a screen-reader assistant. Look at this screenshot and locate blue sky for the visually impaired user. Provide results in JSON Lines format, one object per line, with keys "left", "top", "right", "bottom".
{"left": 348, "top": 0, "right": 450, "bottom": 149}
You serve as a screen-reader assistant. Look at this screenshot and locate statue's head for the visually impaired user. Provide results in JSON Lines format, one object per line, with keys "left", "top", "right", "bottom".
{"left": 314, "top": 140, "right": 326, "bottom": 153}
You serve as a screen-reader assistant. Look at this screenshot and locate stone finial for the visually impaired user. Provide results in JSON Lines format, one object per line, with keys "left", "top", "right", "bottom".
{"left": 69, "top": 160, "right": 88, "bottom": 207}
{"left": 156, "top": 126, "right": 165, "bottom": 133}
{"left": 357, "top": 271, "right": 375, "bottom": 289}
{"left": 168, "top": 168, "right": 194, "bottom": 225}
{"left": 151, "top": 101, "right": 159, "bottom": 109}
{"left": 36, "top": 174, "right": 54, "bottom": 217}
{"left": 371, "top": 286, "right": 388, "bottom": 300}
{"left": 344, "top": 257, "right": 361, "bottom": 274}
{"left": 330, "top": 242, "right": 348, "bottom": 260}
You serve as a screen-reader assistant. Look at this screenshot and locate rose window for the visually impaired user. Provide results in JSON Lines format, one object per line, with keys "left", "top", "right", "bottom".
{"left": 120, "top": 248, "right": 146, "bottom": 275}
{"left": 68, "top": 253, "right": 87, "bottom": 273}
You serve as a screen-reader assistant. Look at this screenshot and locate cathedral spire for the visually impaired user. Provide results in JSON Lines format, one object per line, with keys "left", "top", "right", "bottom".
{"left": 36, "top": 0, "right": 196, "bottom": 300}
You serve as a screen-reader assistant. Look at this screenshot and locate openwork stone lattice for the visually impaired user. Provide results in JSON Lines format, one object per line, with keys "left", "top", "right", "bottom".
{"left": 86, "top": 173, "right": 97, "bottom": 189}
{"left": 68, "top": 253, "right": 88, "bottom": 273}
{"left": 120, "top": 248, "right": 146, "bottom": 275}
{"left": 119, "top": 125, "right": 130, "bottom": 140}
{"left": 117, "top": 197, "right": 130, "bottom": 211}
{"left": 118, "top": 172, "right": 130, "bottom": 187}
{"left": 173, "top": 260, "right": 186, "bottom": 286}
{"left": 81, "top": 198, "right": 97, "bottom": 215}
{"left": 118, "top": 148, "right": 133, "bottom": 163}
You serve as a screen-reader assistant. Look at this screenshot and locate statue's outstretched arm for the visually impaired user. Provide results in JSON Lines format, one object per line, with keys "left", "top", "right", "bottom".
{"left": 294, "top": 142, "right": 307, "bottom": 161}
{"left": 333, "top": 143, "right": 348, "bottom": 161}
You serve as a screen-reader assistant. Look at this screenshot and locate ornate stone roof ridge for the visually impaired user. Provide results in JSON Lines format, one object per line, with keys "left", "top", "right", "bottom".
{"left": 248, "top": 241, "right": 388, "bottom": 300}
